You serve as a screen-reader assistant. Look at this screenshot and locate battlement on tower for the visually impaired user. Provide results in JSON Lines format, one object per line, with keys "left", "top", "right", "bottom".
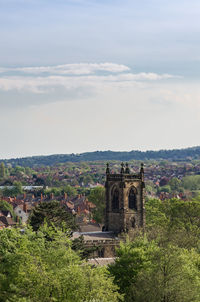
{"left": 106, "top": 173, "right": 142, "bottom": 181}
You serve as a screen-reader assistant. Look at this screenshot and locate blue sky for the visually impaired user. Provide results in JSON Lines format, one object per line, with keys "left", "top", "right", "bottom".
{"left": 1, "top": 0, "right": 200, "bottom": 73}
{"left": 0, "top": 0, "right": 200, "bottom": 158}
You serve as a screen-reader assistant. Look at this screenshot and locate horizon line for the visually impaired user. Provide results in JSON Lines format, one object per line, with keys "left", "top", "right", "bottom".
{"left": 1, "top": 145, "right": 199, "bottom": 161}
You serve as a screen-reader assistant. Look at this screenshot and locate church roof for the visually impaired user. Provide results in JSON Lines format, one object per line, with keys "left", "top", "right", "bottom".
{"left": 73, "top": 231, "right": 118, "bottom": 242}
{"left": 87, "top": 257, "right": 116, "bottom": 266}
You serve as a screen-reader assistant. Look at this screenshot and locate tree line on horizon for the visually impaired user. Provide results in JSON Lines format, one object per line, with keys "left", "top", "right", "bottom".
{"left": 1, "top": 146, "right": 200, "bottom": 167}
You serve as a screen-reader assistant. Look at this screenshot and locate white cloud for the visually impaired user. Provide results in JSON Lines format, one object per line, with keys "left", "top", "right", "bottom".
{"left": 0, "top": 63, "right": 199, "bottom": 158}
{"left": 0, "top": 62, "right": 188, "bottom": 116}
{"left": 0, "top": 63, "right": 178, "bottom": 96}
{"left": 0, "top": 63, "right": 130, "bottom": 75}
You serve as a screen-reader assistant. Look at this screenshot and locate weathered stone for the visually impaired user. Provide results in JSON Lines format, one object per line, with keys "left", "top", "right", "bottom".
{"left": 105, "top": 163, "right": 145, "bottom": 234}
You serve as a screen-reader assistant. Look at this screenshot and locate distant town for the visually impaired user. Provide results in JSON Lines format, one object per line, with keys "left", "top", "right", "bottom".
{"left": 1, "top": 147, "right": 200, "bottom": 228}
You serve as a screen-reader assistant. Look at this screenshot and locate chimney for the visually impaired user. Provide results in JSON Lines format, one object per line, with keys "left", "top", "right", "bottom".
{"left": 23, "top": 193, "right": 26, "bottom": 199}
{"left": 41, "top": 193, "right": 43, "bottom": 201}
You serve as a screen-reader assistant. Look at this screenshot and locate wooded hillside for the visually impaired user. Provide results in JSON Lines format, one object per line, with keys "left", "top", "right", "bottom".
{"left": 1, "top": 146, "right": 200, "bottom": 167}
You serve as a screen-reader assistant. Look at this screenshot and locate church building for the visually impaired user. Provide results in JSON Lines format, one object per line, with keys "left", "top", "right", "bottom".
{"left": 105, "top": 162, "right": 145, "bottom": 234}
{"left": 73, "top": 163, "right": 145, "bottom": 259}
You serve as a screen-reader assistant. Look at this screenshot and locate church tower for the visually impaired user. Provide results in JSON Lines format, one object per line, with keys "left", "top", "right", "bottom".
{"left": 105, "top": 163, "right": 145, "bottom": 234}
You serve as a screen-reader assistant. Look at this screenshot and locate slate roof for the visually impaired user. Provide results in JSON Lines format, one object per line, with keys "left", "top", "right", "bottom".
{"left": 79, "top": 222, "right": 102, "bottom": 233}
{"left": 87, "top": 258, "right": 116, "bottom": 266}
{"left": 73, "top": 231, "right": 118, "bottom": 242}
{"left": 0, "top": 210, "right": 11, "bottom": 217}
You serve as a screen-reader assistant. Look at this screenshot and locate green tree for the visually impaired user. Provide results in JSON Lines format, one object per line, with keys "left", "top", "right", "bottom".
{"left": 0, "top": 162, "right": 5, "bottom": 179}
{"left": 12, "top": 181, "right": 23, "bottom": 195}
{"left": 145, "top": 198, "right": 169, "bottom": 230}
{"left": 157, "top": 185, "right": 171, "bottom": 193}
{"left": 129, "top": 245, "right": 200, "bottom": 302}
{"left": 145, "top": 184, "right": 155, "bottom": 194}
{"left": 25, "top": 166, "right": 33, "bottom": 176}
{"left": 44, "top": 187, "right": 62, "bottom": 197}
{"left": 109, "top": 237, "right": 158, "bottom": 298}
{"left": 28, "top": 200, "right": 78, "bottom": 232}
{"left": 13, "top": 165, "right": 25, "bottom": 178}
{"left": 0, "top": 226, "right": 122, "bottom": 302}
{"left": 181, "top": 175, "right": 200, "bottom": 190}
{"left": 109, "top": 197, "right": 200, "bottom": 301}
{"left": 71, "top": 235, "right": 99, "bottom": 260}
{"left": 109, "top": 237, "right": 200, "bottom": 302}
{"left": 2, "top": 181, "right": 23, "bottom": 197}
{"left": 169, "top": 177, "right": 181, "bottom": 191}
{"left": 82, "top": 174, "right": 93, "bottom": 186}
{"left": 0, "top": 200, "right": 16, "bottom": 220}
{"left": 62, "top": 184, "right": 78, "bottom": 197}
{"left": 145, "top": 198, "right": 200, "bottom": 248}
{"left": 88, "top": 186, "right": 105, "bottom": 223}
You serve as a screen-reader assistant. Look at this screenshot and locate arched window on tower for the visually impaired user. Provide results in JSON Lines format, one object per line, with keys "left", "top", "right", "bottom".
{"left": 129, "top": 187, "right": 137, "bottom": 210}
{"left": 112, "top": 188, "right": 119, "bottom": 210}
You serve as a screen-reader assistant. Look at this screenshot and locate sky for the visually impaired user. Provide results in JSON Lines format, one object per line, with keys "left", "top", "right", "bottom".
{"left": 0, "top": 0, "right": 200, "bottom": 159}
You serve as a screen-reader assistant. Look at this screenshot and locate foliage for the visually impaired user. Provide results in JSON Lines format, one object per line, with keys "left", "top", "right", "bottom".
{"left": 2, "top": 181, "right": 23, "bottom": 197}
{"left": 28, "top": 200, "right": 78, "bottom": 232}
{"left": 0, "top": 162, "right": 6, "bottom": 179}
{"left": 0, "top": 200, "right": 16, "bottom": 221}
{"left": 181, "top": 175, "right": 200, "bottom": 190}
{"left": 145, "top": 198, "right": 200, "bottom": 248}
{"left": 44, "top": 185, "right": 78, "bottom": 198}
{"left": 130, "top": 246, "right": 200, "bottom": 302}
{"left": 109, "top": 237, "right": 158, "bottom": 296}
{"left": 157, "top": 185, "right": 171, "bottom": 193}
{"left": 109, "top": 198, "right": 200, "bottom": 301}
{"left": 0, "top": 200, "right": 13, "bottom": 213}
{"left": 71, "top": 235, "right": 99, "bottom": 260}
{"left": 88, "top": 187, "right": 105, "bottom": 223}
{"left": 0, "top": 200, "right": 16, "bottom": 220}
{"left": 145, "top": 184, "right": 155, "bottom": 194}
{"left": 109, "top": 237, "right": 200, "bottom": 302}
{"left": 1, "top": 146, "right": 200, "bottom": 167}
{"left": 168, "top": 177, "right": 181, "bottom": 191}
{"left": 0, "top": 226, "right": 122, "bottom": 302}
{"left": 62, "top": 184, "right": 78, "bottom": 197}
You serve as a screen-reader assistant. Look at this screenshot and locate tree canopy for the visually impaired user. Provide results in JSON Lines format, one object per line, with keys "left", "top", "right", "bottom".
{"left": 0, "top": 225, "right": 122, "bottom": 302}
{"left": 109, "top": 197, "right": 200, "bottom": 302}
{"left": 109, "top": 237, "right": 200, "bottom": 302}
{"left": 88, "top": 186, "right": 105, "bottom": 223}
{"left": 28, "top": 200, "right": 78, "bottom": 232}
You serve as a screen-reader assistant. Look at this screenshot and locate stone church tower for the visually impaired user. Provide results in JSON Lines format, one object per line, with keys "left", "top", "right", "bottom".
{"left": 105, "top": 163, "right": 145, "bottom": 234}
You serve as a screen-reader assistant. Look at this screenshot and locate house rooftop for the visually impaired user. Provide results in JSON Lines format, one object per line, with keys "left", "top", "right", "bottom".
{"left": 0, "top": 216, "right": 16, "bottom": 227}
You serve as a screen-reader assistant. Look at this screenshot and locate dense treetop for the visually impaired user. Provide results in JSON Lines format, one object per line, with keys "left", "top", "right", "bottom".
{"left": 109, "top": 197, "right": 200, "bottom": 302}
{"left": 0, "top": 225, "right": 122, "bottom": 302}
{"left": 28, "top": 200, "right": 78, "bottom": 232}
